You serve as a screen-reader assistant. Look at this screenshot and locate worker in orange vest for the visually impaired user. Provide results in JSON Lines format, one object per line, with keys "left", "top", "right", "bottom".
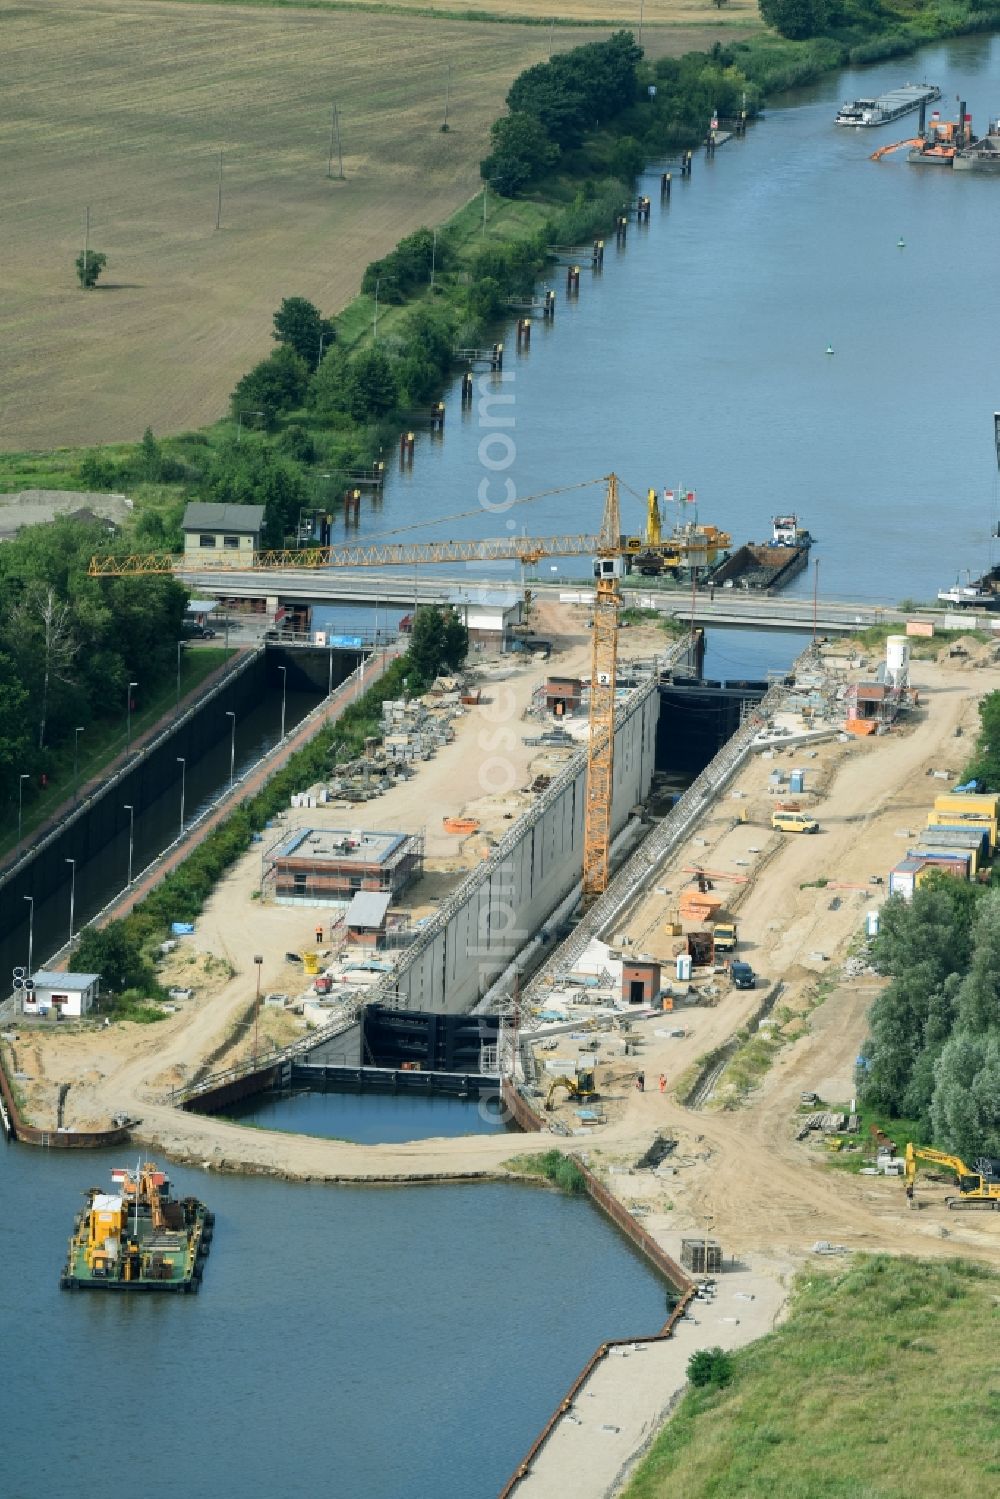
{"left": 658, "top": 1073, "right": 667, "bottom": 1094}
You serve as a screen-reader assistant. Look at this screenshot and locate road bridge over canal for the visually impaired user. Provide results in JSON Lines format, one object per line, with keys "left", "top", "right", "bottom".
{"left": 183, "top": 565, "right": 915, "bottom": 634}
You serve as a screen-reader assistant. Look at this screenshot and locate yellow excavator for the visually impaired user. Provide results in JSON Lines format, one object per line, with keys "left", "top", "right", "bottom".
{"left": 622, "top": 489, "right": 731, "bottom": 578}
{"left": 545, "top": 1067, "right": 598, "bottom": 1111}
{"left": 904, "top": 1142, "right": 1000, "bottom": 1211}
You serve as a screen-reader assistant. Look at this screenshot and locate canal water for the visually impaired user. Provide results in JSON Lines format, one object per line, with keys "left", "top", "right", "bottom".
{"left": 225, "top": 1087, "right": 510, "bottom": 1142}
{"left": 0, "top": 1142, "right": 666, "bottom": 1499}
{"left": 1, "top": 662, "right": 325, "bottom": 984}
{"left": 334, "top": 33, "right": 1000, "bottom": 617}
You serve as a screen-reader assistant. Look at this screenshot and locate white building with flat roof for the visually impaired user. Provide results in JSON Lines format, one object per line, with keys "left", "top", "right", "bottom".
{"left": 23, "top": 971, "right": 100, "bottom": 1018}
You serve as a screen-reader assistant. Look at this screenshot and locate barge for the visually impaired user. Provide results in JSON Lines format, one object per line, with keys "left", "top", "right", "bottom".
{"left": 836, "top": 83, "right": 940, "bottom": 127}
{"left": 710, "top": 515, "right": 812, "bottom": 594}
{"left": 60, "top": 1162, "right": 213, "bottom": 1292}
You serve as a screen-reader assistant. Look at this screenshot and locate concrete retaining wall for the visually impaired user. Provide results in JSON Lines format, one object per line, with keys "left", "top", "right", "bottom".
{"left": 377, "top": 681, "right": 660, "bottom": 1015}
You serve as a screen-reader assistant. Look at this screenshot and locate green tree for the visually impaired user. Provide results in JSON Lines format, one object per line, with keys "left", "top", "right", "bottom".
{"left": 272, "top": 296, "right": 335, "bottom": 367}
{"left": 201, "top": 442, "right": 308, "bottom": 546}
{"left": 759, "top": 0, "right": 829, "bottom": 41}
{"left": 345, "top": 348, "right": 399, "bottom": 422}
{"left": 610, "top": 136, "right": 646, "bottom": 183}
{"left": 931, "top": 1032, "right": 1000, "bottom": 1160}
{"left": 73, "top": 923, "right": 158, "bottom": 995}
{"left": 138, "top": 426, "right": 164, "bottom": 482}
{"left": 408, "top": 607, "right": 447, "bottom": 688}
{"left": 407, "top": 606, "right": 467, "bottom": 687}
{"left": 480, "top": 113, "right": 559, "bottom": 197}
{"left": 687, "top": 1347, "right": 734, "bottom": 1388}
{"left": 441, "top": 608, "right": 469, "bottom": 671}
{"left": 231, "top": 345, "right": 309, "bottom": 427}
{"left": 75, "top": 250, "right": 107, "bottom": 288}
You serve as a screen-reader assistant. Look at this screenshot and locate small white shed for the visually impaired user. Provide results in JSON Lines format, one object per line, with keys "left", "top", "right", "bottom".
{"left": 24, "top": 971, "right": 100, "bottom": 1018}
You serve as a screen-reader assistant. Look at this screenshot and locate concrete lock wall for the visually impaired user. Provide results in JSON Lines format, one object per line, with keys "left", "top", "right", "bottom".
{"left": 382, "top": 683, "right": 659, "bottom": 1015}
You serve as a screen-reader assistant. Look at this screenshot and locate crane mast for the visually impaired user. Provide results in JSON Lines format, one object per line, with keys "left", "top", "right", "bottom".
{"left": 582, "top": 474, "right": 623, "bottom": 902}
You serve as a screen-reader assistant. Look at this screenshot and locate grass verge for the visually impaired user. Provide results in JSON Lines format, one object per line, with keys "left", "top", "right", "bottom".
{"left": 625, "top": 1254, "right": 1000, "bottom": 1499}
{"left": 504, "top": 1148, "right": 588, "bottom": 1193}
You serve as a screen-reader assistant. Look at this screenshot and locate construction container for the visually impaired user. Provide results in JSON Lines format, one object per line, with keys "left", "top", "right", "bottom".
{"left": 888, "top": 857, "right": 928, "bottom": 901}
{"left": 916, "top": 831, "right": 982, "bottom": 873}
{"left": 924, "top": 822, "right": 990, "bottom": 858}
{"left": 934, "top": 791, "right": 1000, "bottom": 820}
{"left": 927, "top": 809, "right": 997, "bottom": 852}
{"left": 908, "top": 849, "right": 971, "bottom": 879}
{"left": 680, "top": 1237, "right": 723, "bottom": 1274}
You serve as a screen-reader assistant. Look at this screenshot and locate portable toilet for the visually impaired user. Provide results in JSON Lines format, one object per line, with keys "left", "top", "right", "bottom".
{"left": 676, "top": 952, "right": 693, "bottom": 982}
{"left": 789, "top": 769, "right": 805, "bottom": 795}
{"left": 865, "top": 911, "right": 880, "bottom": 938}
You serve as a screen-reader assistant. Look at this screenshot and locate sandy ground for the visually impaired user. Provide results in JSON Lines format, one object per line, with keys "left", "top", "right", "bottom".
{"left": 15, "top": 604, "right": 677, "bottom": 1128}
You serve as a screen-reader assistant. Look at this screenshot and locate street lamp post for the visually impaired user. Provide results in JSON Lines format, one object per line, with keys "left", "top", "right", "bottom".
{"left": 176, "top": 640, "right": 185, "bottom": 710}
{"left": 126, "top": 681, "right": 138, "bottom": 757}
{"left": 65, "top": 858, "right": 76, "bottom": 944}
{"left": 17, "top": 773, "right": 29, "bottom": 844}
{"left": 177, "top": 757, "right": 186, "bottom": 835}
{"left": 277, "top": 665, "right": 287, "bottom": 741}
{"left": 73, "top": 727, "right": 85, "bottom": 803}
{"left": 253, "top": 954, "right": 263, "bottom": 1065}
{"left": 226, "top": 710, "right": 236, "bottom": 788}
{"left": 123, "top": 803, "right": 135, "bottom": 886}
{"left": 24, "top": 895, "right": 34, "bottom": 978}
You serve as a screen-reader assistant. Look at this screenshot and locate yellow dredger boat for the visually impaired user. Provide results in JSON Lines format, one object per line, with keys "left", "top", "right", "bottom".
{"left": 60, "top": 1162, "right": 213, "bottom": 1292}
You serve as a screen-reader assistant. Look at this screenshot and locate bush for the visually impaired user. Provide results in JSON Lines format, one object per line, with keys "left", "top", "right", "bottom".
{"left": 687, "top": 1346, "right": 734, "bottom": 1388}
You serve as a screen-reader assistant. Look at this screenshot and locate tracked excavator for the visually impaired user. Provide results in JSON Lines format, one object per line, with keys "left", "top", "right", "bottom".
{"left": 904, "top": 1142, "right": 1000, "bottom": 1210}
{"left": 545, "top": 1067, "right": 598, "bottom": 1110}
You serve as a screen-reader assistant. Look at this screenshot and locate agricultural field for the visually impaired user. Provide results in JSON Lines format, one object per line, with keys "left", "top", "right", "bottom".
{"left": 1, "top": 0, "right": 757, "bottom": 453}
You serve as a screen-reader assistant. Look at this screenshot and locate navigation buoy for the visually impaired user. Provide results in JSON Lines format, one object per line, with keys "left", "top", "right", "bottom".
{"left": 897, "top": 236, "right": 906, "bottom": 249}
{"left": 826, "top": 343, "right": 835, "bottom": 356}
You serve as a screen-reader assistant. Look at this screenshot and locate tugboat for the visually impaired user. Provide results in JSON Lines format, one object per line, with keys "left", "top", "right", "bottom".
{"left": 60, "top": 1162, "right": 213, "bottom": 1292}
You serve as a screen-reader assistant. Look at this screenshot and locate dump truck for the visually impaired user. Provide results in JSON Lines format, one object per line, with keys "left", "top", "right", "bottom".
{"left": 713, "top": 922, "right": 737, "bottom": 953}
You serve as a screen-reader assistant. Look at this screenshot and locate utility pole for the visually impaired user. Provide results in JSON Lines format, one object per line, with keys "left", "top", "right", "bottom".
{"left": 430, "top": 227, "right": 438, "bottom": 289}
{"left": 443, "top": 64, "right": 452, "bottom": 130}
{"left": 327, "top": 103, "right": 345, "bottom": 180}
{"left": 83, "top": 205, "right": 90, "bottom": 283}
{"left": 373, "top": 277, "right": 380, "bottom": 341}
{"left": 215, "top": 150, "right": 223, "bottom": 231}
{"left": 812, "top": 557, "right": 820, "bottom": 646}
{"left": 482, "top": 181, "right": 488, "bottom": 238}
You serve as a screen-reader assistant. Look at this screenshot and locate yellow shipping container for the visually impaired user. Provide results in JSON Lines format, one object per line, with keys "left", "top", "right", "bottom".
{"left": 933, "top": 792, "right": 1000, "bottom": 819}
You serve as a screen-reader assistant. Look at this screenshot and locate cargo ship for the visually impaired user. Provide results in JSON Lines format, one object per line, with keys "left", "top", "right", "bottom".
{"left": 835, "top": 83, "right": 940, "bottom": 127}
{"left": 710, "top": 515, "right": 813, "bottom": 593}
{"left": 60, "top": 1162, "right": 213, "bottom": 1292}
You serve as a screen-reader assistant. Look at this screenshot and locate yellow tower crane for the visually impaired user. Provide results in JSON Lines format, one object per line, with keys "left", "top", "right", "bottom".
{"left": 89, "top": 475, "right": 627, "bottom": 901}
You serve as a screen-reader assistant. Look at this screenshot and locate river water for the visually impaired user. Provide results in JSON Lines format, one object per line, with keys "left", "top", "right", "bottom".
{"left": 0, "top": 1142, "right": 665, "bottom": 1499}
{"left": 6, "top": 37, "right": 1000, "bottom": 1496}
{"left": 334, "top": 34, "right": 1000, "bottom": 623}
